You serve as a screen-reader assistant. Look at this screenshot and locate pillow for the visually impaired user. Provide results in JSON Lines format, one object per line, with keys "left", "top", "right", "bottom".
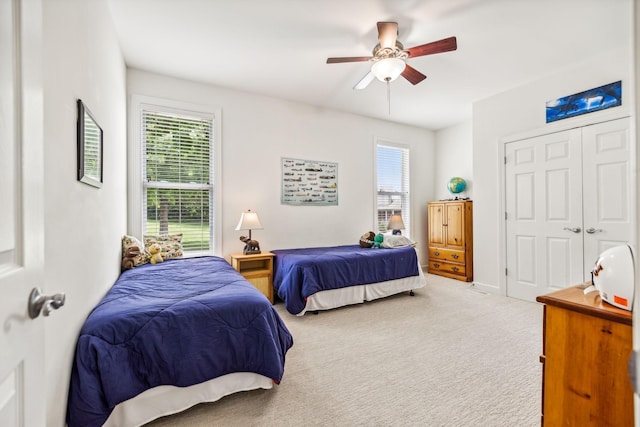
{"left": 381, "top": 234, "right": 415, "bottom": 248}
{"left": 143, "top": 233, "right": 183, "bottom": 260}
{"left": 121, "top": 235, "right": 148, "bottom": 270}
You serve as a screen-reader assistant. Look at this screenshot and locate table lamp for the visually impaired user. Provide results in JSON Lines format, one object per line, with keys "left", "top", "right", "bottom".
{"left": 387, "top": 214, "right": 405, "bottom": 235}
{"left": 235, "top": 210, "right": 263, "bottom": 254}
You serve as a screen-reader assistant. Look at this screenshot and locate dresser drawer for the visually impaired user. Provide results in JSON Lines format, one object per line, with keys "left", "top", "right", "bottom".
{"left": 428, "top": 260, "right": 466, "bottom": 275}
{"left": 429, "top": 247, "right": 465, "bottom": 262}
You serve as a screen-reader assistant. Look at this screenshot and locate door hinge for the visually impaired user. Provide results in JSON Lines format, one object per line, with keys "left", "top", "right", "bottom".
{"left": 505, "top": 268, "right": 508, "bottom": 276}
{"left": 505, "top": 212, "right": 507, "bottom": 220}
{"left": 504, "top": 156, "right": 507, "bottom": 164}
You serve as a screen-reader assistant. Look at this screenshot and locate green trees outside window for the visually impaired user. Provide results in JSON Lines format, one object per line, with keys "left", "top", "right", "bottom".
{"left": 143, "top": 111, "right": 213, "bottom": 252}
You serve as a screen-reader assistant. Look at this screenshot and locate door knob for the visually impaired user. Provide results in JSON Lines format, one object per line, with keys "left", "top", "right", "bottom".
{"left": 28, "top": 287, "right": 66, "bottom": 319}
{"left": 563, "top": 227, "right": 581, "bottom": 233}
{"left": 585, "top": 227, "right": 603, "bottom": 234}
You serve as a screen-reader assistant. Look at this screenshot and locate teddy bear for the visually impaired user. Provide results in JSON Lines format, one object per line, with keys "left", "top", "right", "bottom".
{"left": 371, "top": 233, "right": 384, "bottom": 249}
{"left": 148, "top": 243, "right": 164, "bottom": 264}
{"left": 359, "top": 231, "right": 376, "bottom": 248}
{"left": 121, "top": 245, "right": 141, "bottom": 271}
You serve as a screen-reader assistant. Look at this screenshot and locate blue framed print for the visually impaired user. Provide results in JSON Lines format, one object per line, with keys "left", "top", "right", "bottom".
{"left": 546, "top": 81, "right": 622, "bottom": 123}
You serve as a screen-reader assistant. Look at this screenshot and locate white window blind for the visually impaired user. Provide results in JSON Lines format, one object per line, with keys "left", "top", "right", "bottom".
{"left": 141, "top": 109, "right": 213, "bottom": 253}
{"left": 376, "top": 143, "right": 410, "bottom": 237}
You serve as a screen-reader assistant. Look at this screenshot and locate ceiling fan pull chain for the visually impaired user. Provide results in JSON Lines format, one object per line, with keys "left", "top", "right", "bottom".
{"left": 386, "top": 78, "right": 391, "bottom": 116}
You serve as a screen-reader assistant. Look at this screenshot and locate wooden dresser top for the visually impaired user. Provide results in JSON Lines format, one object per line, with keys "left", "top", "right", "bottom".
{"left": 536, "top": 283, "right": 632, "bottom": 326}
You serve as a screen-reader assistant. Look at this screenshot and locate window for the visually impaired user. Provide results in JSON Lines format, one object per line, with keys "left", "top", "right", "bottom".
{"left": 130, "top": 96, "right": 221, "bottom": 255}
{"left": 375, "top": 141, "right": 410, "bottom": 237}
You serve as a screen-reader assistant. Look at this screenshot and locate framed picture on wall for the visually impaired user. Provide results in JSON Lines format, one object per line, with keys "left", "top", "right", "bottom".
{"left": 546, "top": 80, "right": 622, "bottom": 123}
{"left": 77, "top": 99, "right": 103, "bottom": 188}
{"left": 281, "top": 157, "right": 338, "bottom": 206}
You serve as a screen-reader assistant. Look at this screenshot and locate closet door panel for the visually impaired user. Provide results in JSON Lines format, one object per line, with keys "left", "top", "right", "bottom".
{"left": 505, "top": 129, "right": 583, "bottom": 301}
{"left": 582, "top": 118, "right": 632, "bottom": 276}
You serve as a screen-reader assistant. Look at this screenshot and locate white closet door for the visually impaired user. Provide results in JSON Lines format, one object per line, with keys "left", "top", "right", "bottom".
{"left": 505, "top": 129, "right": 584, "bottom": 301}
{"left": 505, "top": 118, "right": 633, "bottom": 302}
{"left": 581, "top": 118, "right": 633, "bottom": 278}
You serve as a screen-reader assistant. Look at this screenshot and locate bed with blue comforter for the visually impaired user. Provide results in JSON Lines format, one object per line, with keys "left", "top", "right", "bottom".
{"left": 273, "top": 245, "right": 423, "bottom": 315}
{"left": 67, "top": 256, "right": 294, "bottom": 427}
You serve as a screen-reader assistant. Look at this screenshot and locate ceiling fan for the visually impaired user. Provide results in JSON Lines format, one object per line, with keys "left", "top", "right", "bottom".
{"left": 326, "top": 22, "right": 457, "bottom": 90}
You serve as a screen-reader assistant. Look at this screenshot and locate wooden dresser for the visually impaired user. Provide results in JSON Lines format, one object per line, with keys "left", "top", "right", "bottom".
{"left": 427, "top": 200, "right": 473, "bottom": 282}
{"left": 536, "top": 284, "right": 633, "bottom": 426}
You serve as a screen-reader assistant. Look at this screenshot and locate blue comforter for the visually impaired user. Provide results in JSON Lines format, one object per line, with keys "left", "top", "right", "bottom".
{"left": 272, "top": 245, "right": 419, "bottom": 315}
{"left": 67, "top": 256, "right": 293, "bottom": 427}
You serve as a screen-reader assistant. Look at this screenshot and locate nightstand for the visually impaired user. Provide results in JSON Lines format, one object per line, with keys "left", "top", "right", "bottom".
{"left": 229, "top": 252, "right": 274, "bottom": 303}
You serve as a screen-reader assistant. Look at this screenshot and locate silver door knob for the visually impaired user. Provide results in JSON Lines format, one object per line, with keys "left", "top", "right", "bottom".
{"left": 28, "top": 287, "right": 66, "bottom": 319}
{"left": 563, "top": 227, "right": 581, "bottom": 233}
{"left": 585, "top": 227, "right": 603, "bottom": 234}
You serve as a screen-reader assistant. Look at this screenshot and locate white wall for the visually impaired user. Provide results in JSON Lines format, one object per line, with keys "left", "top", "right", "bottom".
{"left": 472, "top": 44, "right": 633, "bottom": 294}
{"left": 42, "top": 0, "right": 127, "bottom": 425}
{"left": 434, "top": 121, "right": 473, "bottom": 200}
{"left": 127, "top": 69, "right": 436, "bottom": 264}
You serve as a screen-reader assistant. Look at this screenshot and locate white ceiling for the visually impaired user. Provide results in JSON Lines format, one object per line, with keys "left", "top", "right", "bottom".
{"left": 107, "top": 0, "right": 631, "bottom": 130}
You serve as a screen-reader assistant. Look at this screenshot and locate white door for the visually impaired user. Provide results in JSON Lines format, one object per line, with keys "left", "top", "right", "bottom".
{"left": 505, "top": 118, "right": 633, "bottom": 301}
{"left": 582, "top": 118, "right": 633, "bottom": 276}
{"left": 505, "top": 129, "right": 584, "bottom": 301}
{"left": 0, "top": 0, "right": 46, "bottom": 425}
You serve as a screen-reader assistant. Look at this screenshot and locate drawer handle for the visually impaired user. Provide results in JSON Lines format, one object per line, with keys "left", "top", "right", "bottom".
{"left": 434, "top": 251, "right": 440, "bottom": 256}
{"left": 433, "top": 263, "right": 440, "bottom": 268}
{"left": 452, "top": 267, "right": 459, "bottom": 272}
{"left": 451, "top": 254, "right": 459, "bottom": 259}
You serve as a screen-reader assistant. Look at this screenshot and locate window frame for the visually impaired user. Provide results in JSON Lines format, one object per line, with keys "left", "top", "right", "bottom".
{"left": 128, "top": 95, "right": 222, "bottom": 256}
{"left": 373, "top": 138, "right": 411, "bottom": 238}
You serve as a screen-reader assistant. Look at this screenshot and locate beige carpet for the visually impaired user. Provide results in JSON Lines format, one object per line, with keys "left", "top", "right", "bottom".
{"left": 146, "top": 273, "right": 542, "bottom": 427}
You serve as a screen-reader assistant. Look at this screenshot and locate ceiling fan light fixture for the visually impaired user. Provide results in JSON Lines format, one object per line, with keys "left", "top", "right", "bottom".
{"left": 371, "top": 57, "right": 406, "bottom": 82}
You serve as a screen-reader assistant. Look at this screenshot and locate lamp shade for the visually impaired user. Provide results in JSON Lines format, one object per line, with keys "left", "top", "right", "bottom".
{"left": 387, "top": 214, "right": 405, "bottom": 231}
{"left": 235, "top": 210, "right": 263, "bottom": 231}
{"left": 371, "top": 58, "right": 406, "bottom": 82}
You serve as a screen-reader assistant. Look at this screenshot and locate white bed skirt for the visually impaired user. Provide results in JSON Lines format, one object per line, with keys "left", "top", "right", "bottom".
{"left": 298, "top": 264, "right": 426, "bottom": 316}
{"left": 103, "top": 372, "right": 274, "bottom": 427}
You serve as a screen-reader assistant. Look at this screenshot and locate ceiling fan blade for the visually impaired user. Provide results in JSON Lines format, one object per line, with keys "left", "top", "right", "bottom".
{"left": 377, "top": 22, "right": 398, "bottom": 49}
{"left": 327, "top": 56, "right": 373, "bottom": 64}
{"left": 405, "top": 36, "right": 457, "bottom": 58}
{"left": 401, "top": 64, "right": 427, "bottom": 85}
{"left": 353, "top": 71, "right": 375, "bottom": 90}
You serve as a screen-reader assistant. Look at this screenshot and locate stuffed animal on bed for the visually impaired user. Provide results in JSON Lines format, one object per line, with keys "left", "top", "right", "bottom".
{"left": 371, "top": 233, "right": 384, "bottom": 249}
{"left": 359, "top": 231, "right": 376, "bottom": 248}
{"left": 148, "top": 243, "right": 164, "bottom": 264}
{"left": 121, "top": 245, "right": 141, "bottom": 271}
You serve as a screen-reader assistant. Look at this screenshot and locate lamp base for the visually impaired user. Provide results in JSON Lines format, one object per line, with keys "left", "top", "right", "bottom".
{"left": 240, "top": 236, "right": 261, "bottom": 255}
{"left": 392, "top": 230, "right": 402, "bottom": 235}
{"left": 243, "top": 247, "right": 262, "bottom": 255}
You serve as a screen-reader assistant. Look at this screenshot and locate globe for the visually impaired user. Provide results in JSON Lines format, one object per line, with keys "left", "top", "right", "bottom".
{"left": 447, "top": 177, "right": 466, "bottom": 194}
